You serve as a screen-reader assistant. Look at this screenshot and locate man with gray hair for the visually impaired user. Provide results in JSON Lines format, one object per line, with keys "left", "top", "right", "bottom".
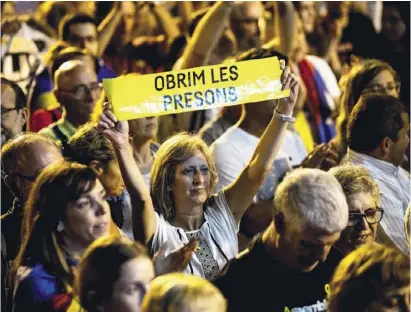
{"left": 215, "top": 168, "right": 348, "bottom": 312}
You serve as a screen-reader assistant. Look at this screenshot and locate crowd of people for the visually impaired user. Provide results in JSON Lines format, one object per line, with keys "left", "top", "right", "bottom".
{"left": 1, "top": 1, "right": 410, "bottom": 311}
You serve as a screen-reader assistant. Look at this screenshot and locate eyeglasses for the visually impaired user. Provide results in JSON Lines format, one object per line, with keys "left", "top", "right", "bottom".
{"left": 1, "top": 107, "right": 20, "bottom": 115}
{"left": 362, "top": 82, "right": 401, "bottom": 95}
{"left": 59, "top": 82, "right": 102, "bottom": 100}
{"left": 347, "top": 208, "right": 384, "bottom": 227}
{"left": 5, "top": 172, "right": 38, "bottom": 183}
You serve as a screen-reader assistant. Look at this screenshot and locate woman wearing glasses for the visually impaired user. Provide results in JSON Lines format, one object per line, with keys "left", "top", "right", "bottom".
{"left": 329, "top": 164, "right": 383, "bottom": 256}
{"left": 334, "top": 59, "right": 401, "bottom": 160}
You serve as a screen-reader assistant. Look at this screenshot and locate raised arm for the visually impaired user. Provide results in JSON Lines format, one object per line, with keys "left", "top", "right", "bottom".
{"left": 150, "top": 3, "right": 181, "bottom": 41}
{"left": 177, "top": 1, "right": 194, "bottom": 33}
{"left": 179, "top": 1, "right": 235, "bottom": 69}
{"left": 98, "top": 104, "right": 157, "bottom": 244}
{"left": 97, "top": 2, "right": 122, "bottom": 57}
{"left": 224, "top": 61, "right": 300, "bottom": 223}
{"left": 272, "top": 1, "right": 296, "bottom": 56}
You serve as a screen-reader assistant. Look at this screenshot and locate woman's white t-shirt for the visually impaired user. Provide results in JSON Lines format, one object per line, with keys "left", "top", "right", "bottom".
{"left": 151, "top": 190, "right": 239, "bottom": 280}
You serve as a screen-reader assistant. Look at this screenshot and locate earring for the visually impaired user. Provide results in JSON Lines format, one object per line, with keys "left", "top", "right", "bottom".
{"left": 57, "top": 221, "right": 64, "bottom": 232}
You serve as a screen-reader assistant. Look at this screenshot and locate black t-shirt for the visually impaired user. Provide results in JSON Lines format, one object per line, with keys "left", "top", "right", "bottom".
{"left": 214, "top": 235, "right": 343, "bottom": 312}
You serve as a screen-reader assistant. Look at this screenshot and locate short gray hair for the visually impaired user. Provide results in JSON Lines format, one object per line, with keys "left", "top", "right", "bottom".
{"left": 274, "top": 168, "right": 348, "bottom": 233}
{"left": 329, "top": 164, "right": 380, "bottom": 204}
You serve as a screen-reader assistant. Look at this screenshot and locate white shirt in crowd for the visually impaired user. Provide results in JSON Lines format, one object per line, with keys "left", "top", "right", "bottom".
{"left": 151, "top": 190, "right": 239, "bottom": 281}
{"left": 211, "top": 126, "right": 307, "bottom": 201}
{"left": 344, "top": 148, "right": 410, "bottom": 253}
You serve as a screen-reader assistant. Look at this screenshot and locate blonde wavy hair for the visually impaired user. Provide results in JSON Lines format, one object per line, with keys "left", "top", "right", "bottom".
{"left": 141, "top": 273, "right": 227, "bottom": 312}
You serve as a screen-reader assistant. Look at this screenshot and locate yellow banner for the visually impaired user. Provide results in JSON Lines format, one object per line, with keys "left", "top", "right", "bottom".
{"left": 103, "top": 57, "right": 290, "bottom": 121}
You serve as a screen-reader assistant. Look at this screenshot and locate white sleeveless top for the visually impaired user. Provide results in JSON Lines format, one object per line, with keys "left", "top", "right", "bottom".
{"left": 151, "top": 190, "right": 239, "bottom": 280}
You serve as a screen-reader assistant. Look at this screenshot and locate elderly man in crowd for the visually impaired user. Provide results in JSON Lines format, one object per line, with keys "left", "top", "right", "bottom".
{"left": 1, "top": 78, "right": 27, "bottom": 147}
{"left": 215, "top": 168, "right": 348, "bottom": 312}
{"left": 1, "top": 78, "right": 28, "bottom": 215}
{"left": 39, "top": 60, "right": 102, "bottom": 148}
{"left": 1, "top": 133, "right": 63, "bottom": 261}
{"left": 344, "top": 93, "right": 410, "bottom": 253}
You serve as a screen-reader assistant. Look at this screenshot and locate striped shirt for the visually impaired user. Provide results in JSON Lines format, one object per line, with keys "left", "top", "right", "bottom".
{"left": 343, "top": 149, "right": 410, "bottom": 253}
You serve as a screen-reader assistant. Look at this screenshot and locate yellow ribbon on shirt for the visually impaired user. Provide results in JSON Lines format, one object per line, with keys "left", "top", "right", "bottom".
{"left": 103, "top": 57, "right": 290, "bottom": 121}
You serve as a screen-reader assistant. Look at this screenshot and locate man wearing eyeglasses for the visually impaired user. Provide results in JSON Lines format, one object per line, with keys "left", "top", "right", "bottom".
{"left": 1, "top": 133, "right": 63, "bottom": 262}
{"left": 39, "top": 60, "right": 102, "bottom": 147}
{"left": 344, "top": 93, "right": 410, "bottom": 254}
{"left": 0, "top": 78, "right": 27, "bottom": 147}
{"left": 1, "top": 78, "right": 28, "bottom": 230}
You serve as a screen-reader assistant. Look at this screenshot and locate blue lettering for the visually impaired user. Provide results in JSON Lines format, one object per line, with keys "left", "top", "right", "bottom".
{"left": 173, "top": 94, "right": 184, "bottom": 110}
{"left": 204, "top": 89, "right": 215, "bottom": 106}
{"left": 184, "top": 92, "right": 193, "bottom": 108}
{"left": 228, "top": 86, "right": 238, "bottom": 102}
{"left": 194, "top": 91, "right": 204, "bottom": 107}
{"left": 163, "top": 95, "right": 172, "bottom": 111}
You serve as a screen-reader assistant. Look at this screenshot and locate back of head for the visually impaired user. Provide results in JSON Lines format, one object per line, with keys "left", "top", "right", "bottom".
{"left": 329, "top": 164, "right": 380, "bottom": 202}
{"left": 59, "top": 13, "right": 97, "bottom": 41}
{"left": 68, "top": 122, "right": 115, "bottom": 165}
{"left": 274, "top": 168, "right": 348, "bottom": 233}
{"left": 150, "top": 133, "right": 218, "bottom": 221}
{"left": 1, "top": 132, "right": 60, "bottom": 175}
{"left": 142, "top": 273, "right": 226, "bottom": 312}
{"left": 336, "top": 60, "right": 399, "bottom": 156}
{"left": 347, "top": 93, "right": 406, "bottom": 153}
{"left": 328, "top": 244, "right": 410, "bottom": 312}
{"left": 75, "top": 236, "right": 149, "bottom": 312}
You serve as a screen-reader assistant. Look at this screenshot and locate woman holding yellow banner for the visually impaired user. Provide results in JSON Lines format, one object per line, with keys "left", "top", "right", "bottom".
{"left": 97, "top": 60, "right": 300, "bottom": 281}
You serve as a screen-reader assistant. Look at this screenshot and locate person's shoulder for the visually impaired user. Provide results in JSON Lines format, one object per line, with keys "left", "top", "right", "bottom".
{"left": 14, "top": 264, "right": 60, "bottom": 303}
{"left": 218, "top": 235, "right": 264, "bottom": 278}
{"left": 38, "top": 121, "right": 59, "bottom": 136}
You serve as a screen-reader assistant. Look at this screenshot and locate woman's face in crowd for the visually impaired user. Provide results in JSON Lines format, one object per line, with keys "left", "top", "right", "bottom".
{"left": 106, "top": 257, "right": 155, "bottom": 312}
{"left": 99, "top": 159, "right": 125, "bottom": 197}
{"left": 299, "top": 1, "right": 317, "bottom": 34}
{"left": 129, "top": 117, "right": 158, "bottom": 142}
{"left": 338, "top": 192, "right": 378, "bottom": 252}
{"left": 64, "top": 179, "right": 111, "bottom": 246}
{"left": 172, "top": 151, "right": 211, "bottom": 208}
{"left": 363, "top": 70, "right": 399, "bottom": 98}
{"left": 382, "top": 7, "right": 406, "bottom": 43}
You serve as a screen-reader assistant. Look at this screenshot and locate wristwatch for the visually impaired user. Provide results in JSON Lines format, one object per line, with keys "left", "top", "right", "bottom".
{"left": 273, "top": 109, "right": 296, "bottom": 123}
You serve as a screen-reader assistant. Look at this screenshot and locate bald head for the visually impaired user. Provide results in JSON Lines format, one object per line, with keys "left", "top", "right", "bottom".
{"left": 1, "top": 133, "right": 63, "bottom": 203}
{"left": 54, "top": 60, "right": 96, "bottom": 89}
{"left": 53, "top": 59, "right": 101, "bottom": 127}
